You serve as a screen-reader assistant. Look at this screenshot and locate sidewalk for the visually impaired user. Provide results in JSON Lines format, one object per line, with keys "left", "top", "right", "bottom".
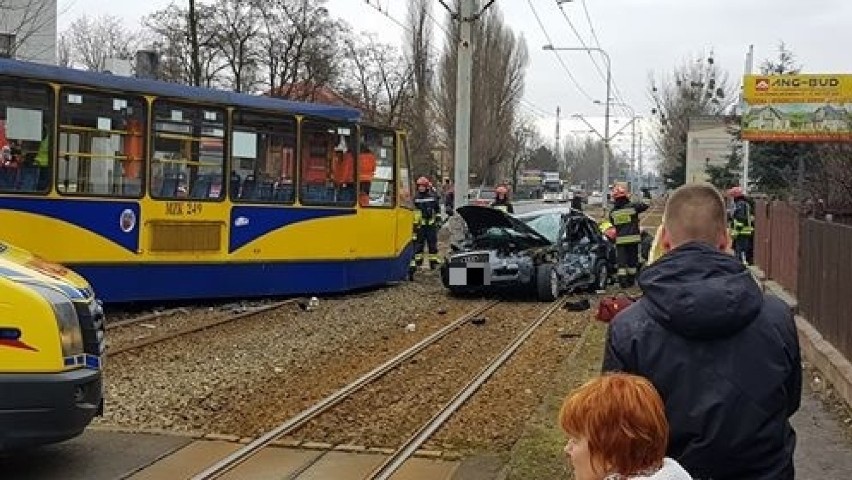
{"left": 793, "top": 382, "right": 852, "bottom": 478}
{"left": 752, "top": 268, "right": 852, "bottom": 478}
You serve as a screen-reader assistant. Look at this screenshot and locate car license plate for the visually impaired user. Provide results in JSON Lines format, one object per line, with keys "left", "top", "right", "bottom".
{"left": 460, "top": 253, "right": 489, "bottom": 264}
{"left": 449, "top": 253, "right": 491, "bottom": 286}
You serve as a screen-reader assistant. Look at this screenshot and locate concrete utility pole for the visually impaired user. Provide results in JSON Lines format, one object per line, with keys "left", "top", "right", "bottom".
{"left": 555, "top": 106, "right": 562, "bottom": 170}
{"left": 602, "top": 66, "right": 611, "bottom": 198}
{"left": 741, "top": 44, "right": 754, "bottom": 194}
{"left": 638, "top": 130, "right": 643, "bottom": 189}
{"left": 453, "top": 0, "right": 475, "bottom": 204}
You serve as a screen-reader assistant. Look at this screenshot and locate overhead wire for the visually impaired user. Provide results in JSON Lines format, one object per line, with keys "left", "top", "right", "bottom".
{"left": 520, "top": 99, "right": 554, "bottom": 119}
{"left": 558, "top": 0, "right": 632, "bottom": 118}
{"left": 526, "top": 0, "right": 596, "bottom": 103}
{"left": 578, "top": 0, "right": 630, "bottom": 113}
{"left": 363, "top": 0, "right": 411, "bottom": 33}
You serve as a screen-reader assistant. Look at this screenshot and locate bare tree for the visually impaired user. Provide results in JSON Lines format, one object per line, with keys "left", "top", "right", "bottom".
{"left": 145, "top": 3, "right": 226, "bottom": 86}
{"left": 405, "top": 0, "right": 435, "bottom": 175}
{"left": 563, "top": 135, "right": 607, "bottom": 189}
{"left": 505, "top": 115, "right": 537, "bottom": 191}
{"left": 56, "top": 31, "right": 71, "bottom": 67}
{"left": 210, "top": 0, "right": 260, "bottom": 92}
{"left": 437, "top": 2, "right": 529, "bottom": 185}
{"left": 63, "top": 15, "right": 140, "bottom": 72}
{"left": 339, "top": 33, "right": 413, "bottom": 126}
{"left": 188, "top": 0, "right": 202, "bottom": 86}
{"left": 648, "top": 52, "right": 736, "bottom": 187}
{"left": 0, "top": 0, "right": 57, "bottom": 61}
{"left": 255, "top": 0, "right": 342, "bottom": 100}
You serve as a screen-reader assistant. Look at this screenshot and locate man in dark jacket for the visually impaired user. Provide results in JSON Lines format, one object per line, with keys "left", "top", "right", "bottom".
{"left": 603, "top": 183, "right": 801, "bottom": 480}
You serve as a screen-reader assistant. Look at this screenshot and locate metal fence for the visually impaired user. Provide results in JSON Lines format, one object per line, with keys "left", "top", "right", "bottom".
{"left": 798, "top": 219, "right": 852, "bottom": 361}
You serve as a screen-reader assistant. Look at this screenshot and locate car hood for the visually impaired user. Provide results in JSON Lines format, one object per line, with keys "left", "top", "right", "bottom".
{"left": 456, "top": 206, "right": 552, "bottom": 248}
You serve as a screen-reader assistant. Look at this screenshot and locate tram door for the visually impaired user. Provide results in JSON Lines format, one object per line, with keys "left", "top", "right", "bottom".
{"left": 396, "top": 132, "right": 415, "bottom": 259}
{"left": 355, "top": 127, "right": 399, "bottom": 260}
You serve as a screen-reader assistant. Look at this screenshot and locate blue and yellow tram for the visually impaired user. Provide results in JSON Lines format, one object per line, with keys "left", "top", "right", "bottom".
{"left": 0, "top": 58, "right": 414, "bottom": 303}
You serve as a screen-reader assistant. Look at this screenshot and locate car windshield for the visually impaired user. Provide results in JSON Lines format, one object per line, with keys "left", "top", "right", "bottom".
{"left": 518, "top": 213, "right": 561, "bottom": 243}
{"left": 478, "top": 189, "right": 496, "bottom": 199}
{"left": 543, "top": 182, "right": 562, "bottom": 192}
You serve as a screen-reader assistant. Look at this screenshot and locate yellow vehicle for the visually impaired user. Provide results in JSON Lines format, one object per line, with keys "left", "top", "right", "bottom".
{"left": 0, "top": 240, "right": 104, "bottom": 450}
{"left": 0, "top": 58, "right": 414, "bottom": 303}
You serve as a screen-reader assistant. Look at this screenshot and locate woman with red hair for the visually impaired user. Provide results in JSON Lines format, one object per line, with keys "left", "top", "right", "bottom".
{"left": 559, "top": 373, "right": 691, "bottom": 480}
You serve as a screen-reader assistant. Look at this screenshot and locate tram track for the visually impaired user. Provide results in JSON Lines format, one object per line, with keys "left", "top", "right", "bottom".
{"left": 190, "top": 297, "right": 569, "bottom": 480}
{"left": 105, "top": 307, "right": 189, "bottom": 331}
{"left": 106, "top": 299, "right": 298, "bottom": 357}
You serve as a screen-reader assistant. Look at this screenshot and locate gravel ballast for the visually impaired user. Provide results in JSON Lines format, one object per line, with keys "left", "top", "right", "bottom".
{"left": 96, "top": 274, "right": 485, "bottom": 433}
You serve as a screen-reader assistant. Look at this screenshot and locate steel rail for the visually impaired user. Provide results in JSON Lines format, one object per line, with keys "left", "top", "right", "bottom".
{"left": 366, "top": 296, "right": 569, "bottom": 480}
{"left": 105, "top": 307, "right": 187, "bottom": 330}
{"left": 191, "top": 300, "right": 501, "bottom": 480}
{"left": 107, "top": 300, "right": 298, "bottom": 357}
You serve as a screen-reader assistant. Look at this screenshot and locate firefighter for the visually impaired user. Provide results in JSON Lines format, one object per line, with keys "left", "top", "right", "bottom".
{"left": 727, "top": 186, "right": 755, "bottom": 265}
{"left": 491, "top": 185, "right": 514, "bottom": 213}
{"left": 609, "top": 185, "right": 649, "bottom": 288}
{"left": 409, "top": 176, "right": 442, "bottom": 279}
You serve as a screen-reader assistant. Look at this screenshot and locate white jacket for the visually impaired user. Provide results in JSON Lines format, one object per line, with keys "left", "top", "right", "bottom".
{"left": 624, "top": 458, "right": 692, "bottom": 480}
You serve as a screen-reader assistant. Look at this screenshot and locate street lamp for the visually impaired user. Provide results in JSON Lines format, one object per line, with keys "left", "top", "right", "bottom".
{"left": 543, "top": 44, "right": 612, "bottom": 198}
{"left": 596, "top": 100, "right": 641, "bottom": 190}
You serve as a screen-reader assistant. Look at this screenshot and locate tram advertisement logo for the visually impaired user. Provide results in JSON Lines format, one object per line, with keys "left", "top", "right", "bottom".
{"left": 119, "top": 209, "right": 137, "bottom": 233}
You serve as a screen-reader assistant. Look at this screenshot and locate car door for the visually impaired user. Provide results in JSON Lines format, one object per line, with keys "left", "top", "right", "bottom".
{"left": 559, "top": 216, "right": 594, "bottom": 288}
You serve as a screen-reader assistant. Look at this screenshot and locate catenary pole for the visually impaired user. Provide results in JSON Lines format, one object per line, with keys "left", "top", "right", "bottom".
{"left": 742, "top": 44, "right": 754, "bottom": 194}
{"left": 453, "top": 0, "right": 475, "bottom": 204}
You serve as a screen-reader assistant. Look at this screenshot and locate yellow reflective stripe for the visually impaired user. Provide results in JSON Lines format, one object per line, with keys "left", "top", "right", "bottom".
{"left": 616, "top": 235, "right": 641, "bottom": 244}
{"left": 611, "top": 208, "right": 635, "bottom": 225}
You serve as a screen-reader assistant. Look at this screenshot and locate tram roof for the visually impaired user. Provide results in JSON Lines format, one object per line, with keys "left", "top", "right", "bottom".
{"left": 0, "top": 58, "right": 362, "bottom": 123}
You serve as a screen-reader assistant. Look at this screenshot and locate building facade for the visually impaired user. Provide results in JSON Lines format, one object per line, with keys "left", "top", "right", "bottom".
{"left": 0, "top": 0, "right": 57, "bottom": 65}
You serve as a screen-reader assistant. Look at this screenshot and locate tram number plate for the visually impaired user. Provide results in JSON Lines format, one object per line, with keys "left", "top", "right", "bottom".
{"left": 165, "top": 202, "right": 203, "bottom": 216}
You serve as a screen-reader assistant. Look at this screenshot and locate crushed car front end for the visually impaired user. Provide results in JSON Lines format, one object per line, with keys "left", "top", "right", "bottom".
{"left": 439, "top": 206, "right": 556, "bottom": 297}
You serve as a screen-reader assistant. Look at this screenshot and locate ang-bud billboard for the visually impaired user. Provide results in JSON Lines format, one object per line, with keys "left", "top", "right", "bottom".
{"left": 741, "top": 74, "right": 852, "bottom": 142}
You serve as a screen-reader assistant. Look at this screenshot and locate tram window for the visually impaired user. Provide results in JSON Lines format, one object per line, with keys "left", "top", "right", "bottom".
{"left": 360, "top": 128, "right": 395, "bottom": 208}
{"left": 0, "top": 80, "right": 53, "bottom": 194}
{"left": 231, "top": 110, "right": 296, "bottom": 204}
{"left": 57, "top": 90, "right": 146, "bottom": 197}
{"left": 299, "top": 120, "right": 356, "bottom": 207}
{"left": 398, "top": 135, "right": 413, "bottom": 209}
{"left": 151, "top": 101, "right": 225, "bottom": 200}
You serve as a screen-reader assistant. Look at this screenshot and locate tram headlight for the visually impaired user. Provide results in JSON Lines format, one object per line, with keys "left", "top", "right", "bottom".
{"left": 29, "top": 284, "right": 84, "bottom": 357}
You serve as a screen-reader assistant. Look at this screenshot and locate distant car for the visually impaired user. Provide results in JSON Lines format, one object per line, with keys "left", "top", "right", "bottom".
{"left": 469, "top": 187, "right": 496, "bottom": 207}
{"left": 587, "top": 191, "right": 603, "bottom": 205}
{"left": 440, "top": 206, "right": 616, "bottom": 300}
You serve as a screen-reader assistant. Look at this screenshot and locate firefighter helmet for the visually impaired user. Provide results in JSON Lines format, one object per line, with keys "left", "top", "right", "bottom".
{"left": 416, "top": 176, "right": 430, "bottom": 186}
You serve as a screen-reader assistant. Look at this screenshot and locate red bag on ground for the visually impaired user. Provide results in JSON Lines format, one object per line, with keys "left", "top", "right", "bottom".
{"left": 596, "top": 295, "right": 636, "bottom": 323}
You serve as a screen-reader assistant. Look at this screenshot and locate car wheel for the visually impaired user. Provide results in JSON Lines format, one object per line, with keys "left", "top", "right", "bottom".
{"left": 589, "top": 260, "right": 608, "bottom": 293}
{"left": 536, "top": 264, "right": 559, "bottom": 302}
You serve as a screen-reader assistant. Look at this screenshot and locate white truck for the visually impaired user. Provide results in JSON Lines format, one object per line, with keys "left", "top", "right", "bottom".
{"left": 541, "top": 172, "right": 568, "bottom": 203}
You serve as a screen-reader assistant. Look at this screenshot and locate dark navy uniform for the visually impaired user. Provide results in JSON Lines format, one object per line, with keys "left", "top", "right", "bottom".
{"left": 410, "top": 187, "right": 441, "bottom": 278}
{"left": 609, "top": 194, "right": 649, "bottom": 287}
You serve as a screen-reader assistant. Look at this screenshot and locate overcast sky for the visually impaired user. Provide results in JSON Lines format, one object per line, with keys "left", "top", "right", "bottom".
{"left": 57, "top": 0, "right": 852, "bottom": 157}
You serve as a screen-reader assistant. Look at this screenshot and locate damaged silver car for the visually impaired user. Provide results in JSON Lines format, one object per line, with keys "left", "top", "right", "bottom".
{"left": 440, "top": 206, "right": 615, "bottom": 301}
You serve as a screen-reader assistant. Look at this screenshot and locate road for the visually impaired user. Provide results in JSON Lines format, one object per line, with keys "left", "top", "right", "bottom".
{"left": 513, "top": 200, "right": 605, "bottom": 216}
